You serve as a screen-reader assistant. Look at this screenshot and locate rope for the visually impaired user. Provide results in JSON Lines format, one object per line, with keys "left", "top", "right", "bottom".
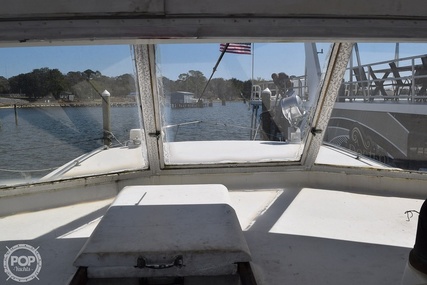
{"left": 105, "top": 130, "right": 124, "bottom": 146}
{"left": 405, "top": 210, "right": 420, "bottom": 221}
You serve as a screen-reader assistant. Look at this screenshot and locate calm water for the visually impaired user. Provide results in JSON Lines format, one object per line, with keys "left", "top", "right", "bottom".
{"left": 164, "top": 101, "right": 252, "bottom": 141}
{"left": 0, "top": 106, "right": 140, "bottom": 182}
{"left": 0, "top": 102, "right": 252, "bottom": 182}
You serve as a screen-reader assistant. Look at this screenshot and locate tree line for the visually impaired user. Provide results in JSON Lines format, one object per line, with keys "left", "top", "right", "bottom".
{"left": 162, "top": 70, "right": 253, "bottom": 101}
{"left": 0, "top": 68, "right": 256, "bottom": 102}
{"left": 0, "top": 68, "right": 135, "bottom": 101}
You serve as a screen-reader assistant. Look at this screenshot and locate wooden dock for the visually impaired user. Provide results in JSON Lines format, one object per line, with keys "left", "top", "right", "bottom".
{"left": 171, "top": 102, "right": 209, "bottom": 108}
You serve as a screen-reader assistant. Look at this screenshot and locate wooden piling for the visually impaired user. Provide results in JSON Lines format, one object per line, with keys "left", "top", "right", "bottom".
{"left": 14, "top": 104, "right": 18, "bottom": 125}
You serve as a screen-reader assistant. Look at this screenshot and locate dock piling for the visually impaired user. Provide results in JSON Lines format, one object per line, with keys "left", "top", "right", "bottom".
{"left": 14, "top": 104, "right": 18, "bottom": 125}
{"left": 102, "top": 90, "right": 111, "bottom": 146}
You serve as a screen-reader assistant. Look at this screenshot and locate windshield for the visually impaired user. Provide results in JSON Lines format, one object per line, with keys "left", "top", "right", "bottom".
{"left": 0, "top": 45, "right": 147, "bottom": 186}
{"left": 319, "top": 42, "right": 427, "bottom": 172}
{"left": 154, "top": 42, "right": 332, "bottom": 165}
{"left": 3, "top": 41, "right": 426, "bottom": 187}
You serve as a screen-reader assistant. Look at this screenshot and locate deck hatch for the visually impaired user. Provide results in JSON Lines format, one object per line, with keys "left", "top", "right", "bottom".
{"left": 73, "top": 184, "right": 252, "bottom": 280}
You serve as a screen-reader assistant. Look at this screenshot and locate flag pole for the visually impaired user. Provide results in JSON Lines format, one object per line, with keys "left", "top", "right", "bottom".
{"left": 197, "top": 43, "right": 230, "bottom": 100}
{"left": 251, "top": 43, "right": 254, "bottom": 84}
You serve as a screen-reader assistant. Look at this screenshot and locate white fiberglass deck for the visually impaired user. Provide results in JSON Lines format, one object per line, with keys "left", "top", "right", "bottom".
{"left": 0, "top": 186, "right": 422, "bottom": 284}
{"left": 41, "top": 145, "right": 146, "bottom": 180}
{"left": 164, "top": 141, "right": 303, "bottom": 165}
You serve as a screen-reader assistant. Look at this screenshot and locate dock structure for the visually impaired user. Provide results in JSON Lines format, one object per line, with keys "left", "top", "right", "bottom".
{"left": 171, "top": 101, "right": 208, "bottom": 108}
{"left": 168, "top": 91, "right": 209, "bottom": 109}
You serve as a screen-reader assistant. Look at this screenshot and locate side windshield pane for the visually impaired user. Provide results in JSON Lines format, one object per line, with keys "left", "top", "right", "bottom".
{"left": 156, "top": 42, "right": 331, "bottom": 165}
{"left": 0, "top": 45, "right": 147, "bottom": 186}
{"left": 321, "top": 43, "right": 427, "bottom": 171}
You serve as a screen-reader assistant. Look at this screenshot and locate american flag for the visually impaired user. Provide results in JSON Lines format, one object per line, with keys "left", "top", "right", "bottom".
{"left": 220, "top": 43, "right": 251, "bottom": 55}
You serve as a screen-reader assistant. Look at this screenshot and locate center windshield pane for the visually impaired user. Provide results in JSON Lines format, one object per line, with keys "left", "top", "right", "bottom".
{"left": 156, "top": 42, "right": 331, "bottom": 165}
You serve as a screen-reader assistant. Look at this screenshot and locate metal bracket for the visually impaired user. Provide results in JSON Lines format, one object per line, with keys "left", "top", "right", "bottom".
{"left": 310, "top": 127, "right": 322, "bottom": 136}
{"left": 135, "top": 255, "right": 184, "bottom": 269}
{"left": 148, "top": 131, "right": 161, "bottom": 138}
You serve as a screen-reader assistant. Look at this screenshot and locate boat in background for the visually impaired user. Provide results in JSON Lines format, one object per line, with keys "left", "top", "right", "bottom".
{"left": 250, "top": 43, "right": 427, "bottom": 170}
{"left": 330, "top": 47, "right": 427, "bottom": 170}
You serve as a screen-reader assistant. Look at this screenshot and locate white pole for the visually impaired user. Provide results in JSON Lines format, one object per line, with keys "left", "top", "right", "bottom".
{"left": 102, "top": 90, "right": 111, "bottom": 146}
{"left": 395, "top": 43, "right": 400, "bottom": 67}
{"left": 251, "top": 43, "right": 255, "bottom": 84}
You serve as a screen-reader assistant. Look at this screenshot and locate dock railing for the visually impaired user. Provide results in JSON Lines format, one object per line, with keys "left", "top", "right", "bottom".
{"left": 250, "top": 76, "right": 309, "bottom": 103}
{"left": 339, "top": 54, "right": 427, "bottom": 103}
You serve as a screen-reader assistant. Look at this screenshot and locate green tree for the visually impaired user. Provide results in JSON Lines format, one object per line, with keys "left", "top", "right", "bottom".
{"left": 174, "top": 70, "right": 207, "bottom": 97}
{"left": 0, "top": 76, "right": 10, "bottom": 94}
{"left": 187, "top": 70, "right": 207, "bottom": 97}
{"left": 78, "top": 70, "right": 105, "bottom": 101}
{"left": 83, "top": 69, "right": 97, "bottom": 80}
{"left": 209, "top": 78, "right": 227, "bottom": 100}
{"left": 112, "top": 74, "right": 135, "bottom": 97}
{"left": 47, "top": 68, "right": 68, "bottom": 99}
{"left": 161, "top": 76, "right": 176, "bottom": 94}
{"left": 9, "top": 68, "right": 67, "bottom": 99}
{"left": 242, "top": 80, "right": 253, "bottom": 100}
{"left": 9, "top": 73, "right": 34, "bottom": 99}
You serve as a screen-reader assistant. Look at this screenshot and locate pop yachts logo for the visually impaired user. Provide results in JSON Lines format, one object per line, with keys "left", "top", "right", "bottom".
{"left": 3, "top": 244, "right": 42, "bottom": 282}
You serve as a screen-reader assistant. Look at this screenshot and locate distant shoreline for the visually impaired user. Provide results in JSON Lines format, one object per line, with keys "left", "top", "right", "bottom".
{"left": 0, "top": 101, "right": 138, "bottom": 109}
